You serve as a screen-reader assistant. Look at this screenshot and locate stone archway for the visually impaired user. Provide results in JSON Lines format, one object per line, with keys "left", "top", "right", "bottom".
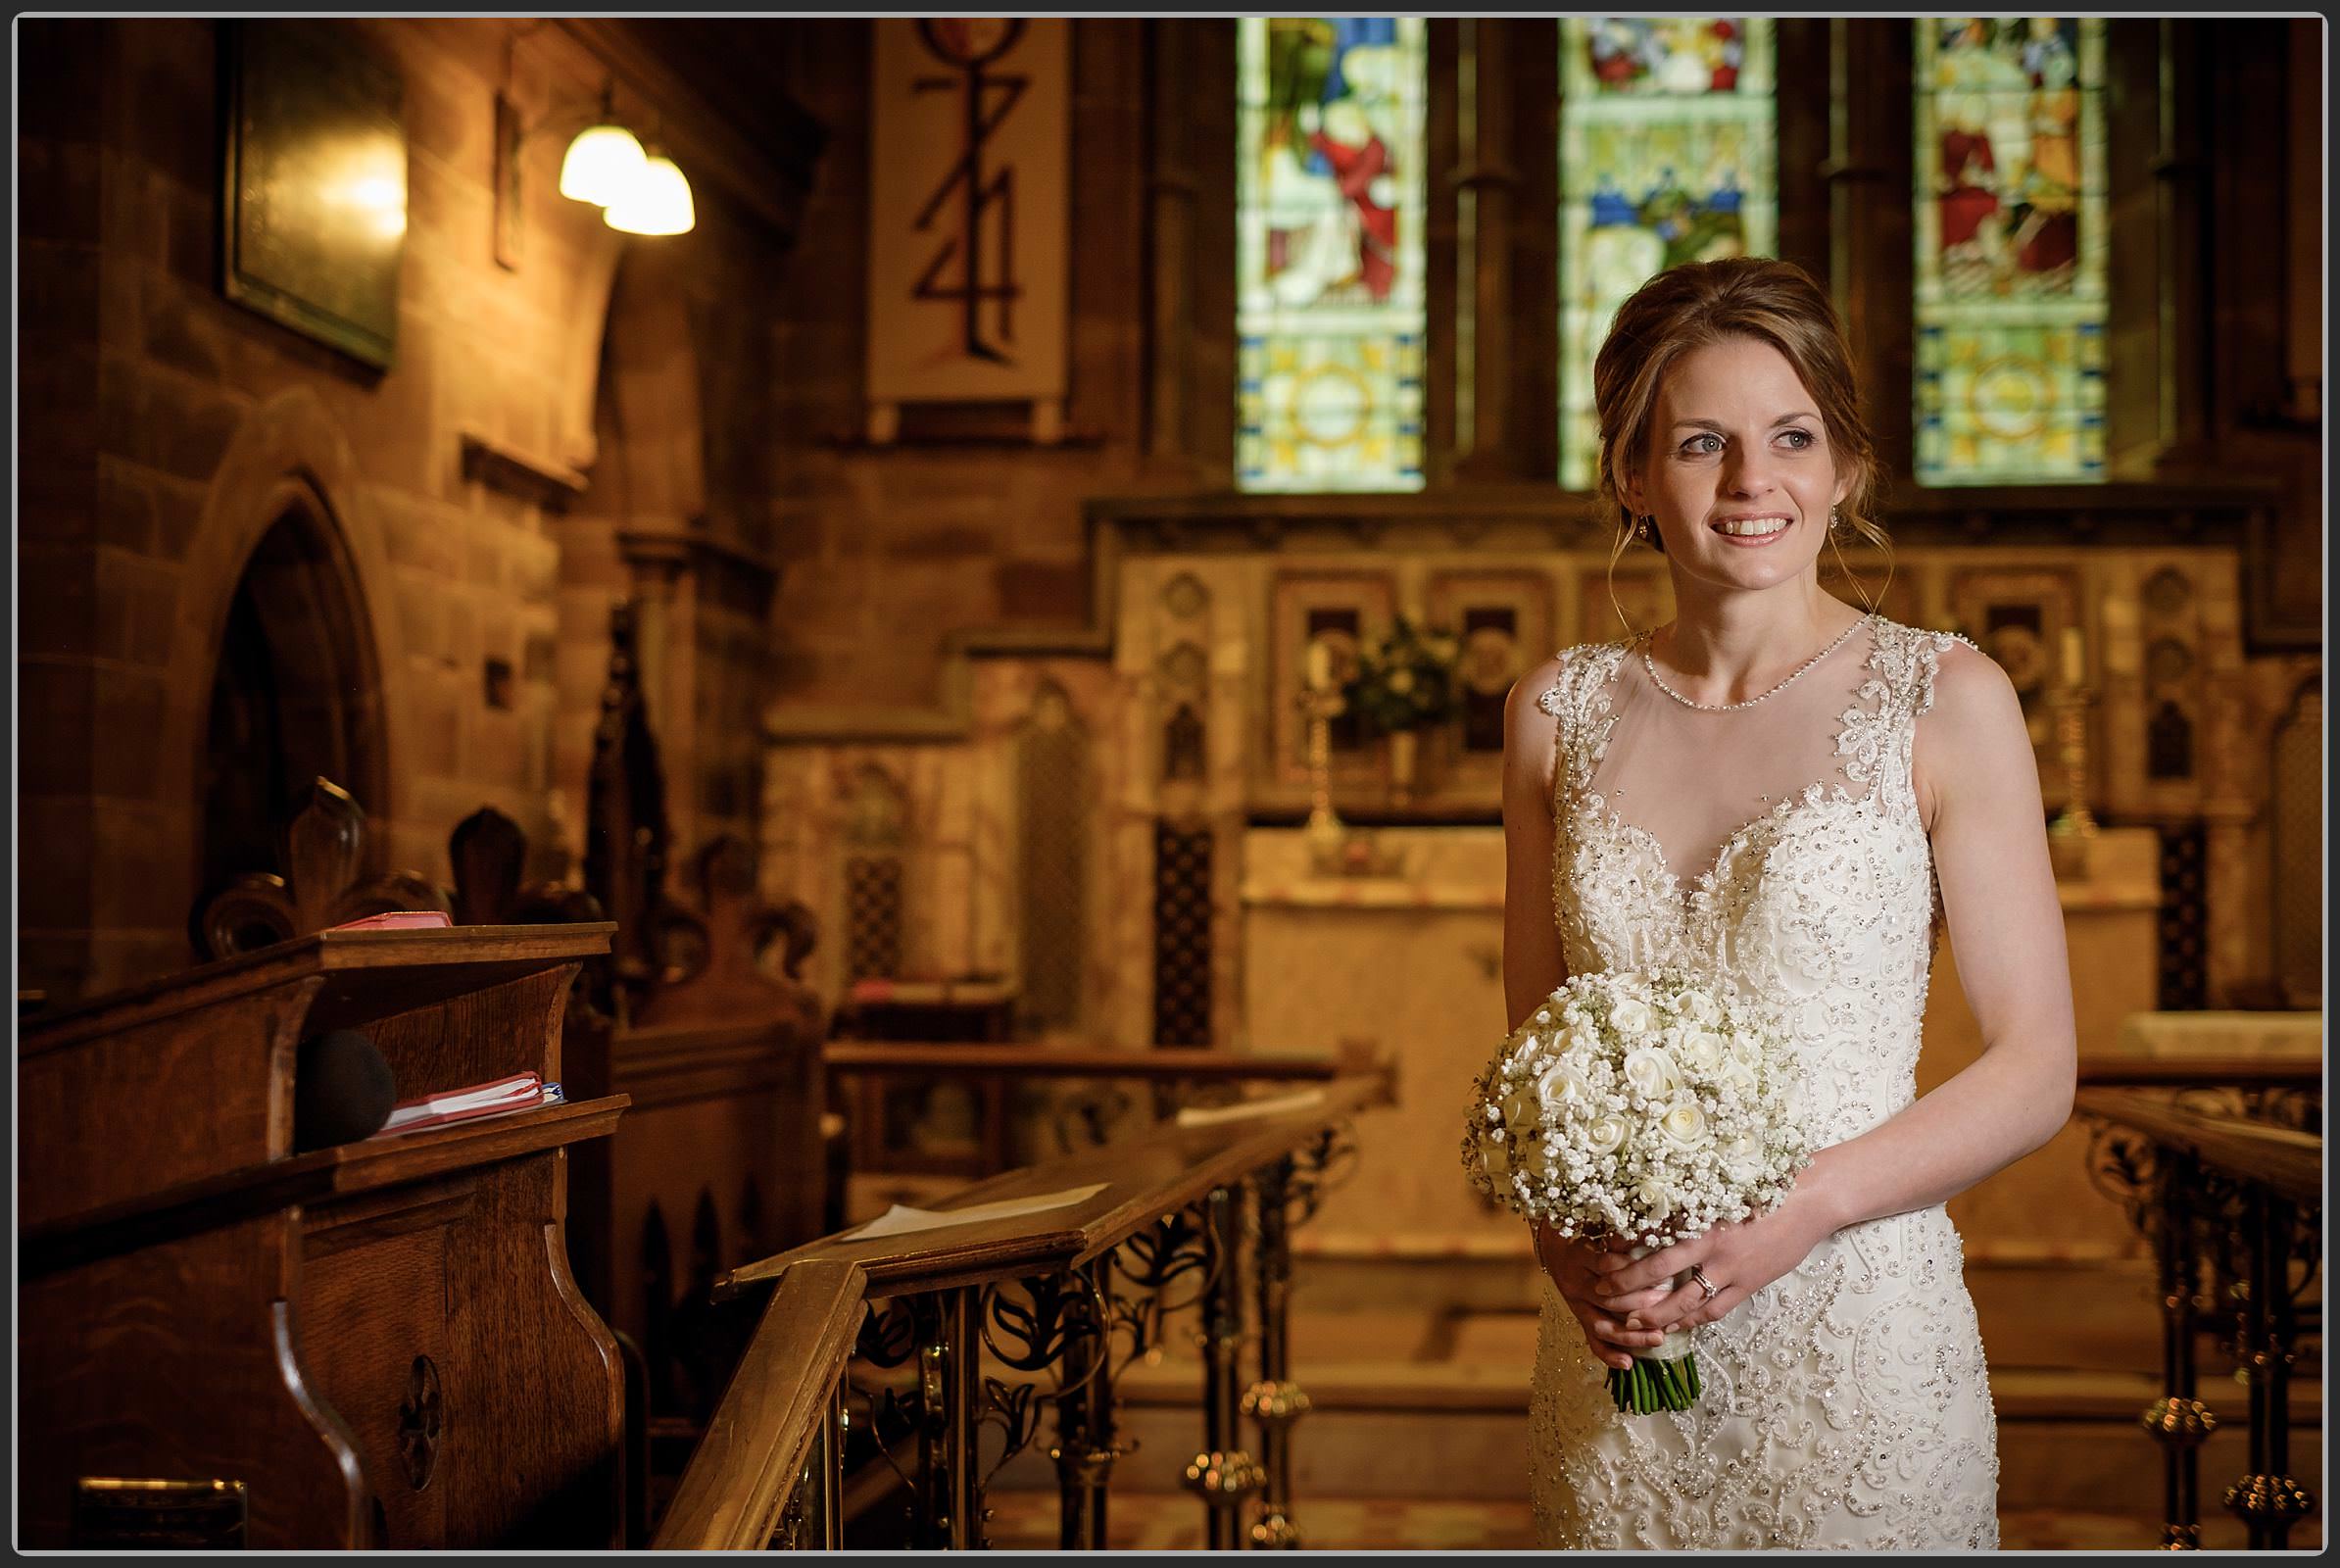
{"left": 164, "top": 387, "right": 407, "bottom": 916}
{"left": 196, "top": 498, "right": 389, "bottom": 905}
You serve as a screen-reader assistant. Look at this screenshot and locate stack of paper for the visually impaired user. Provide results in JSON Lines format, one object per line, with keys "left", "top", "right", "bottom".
{"left": 371, "top": 1072, "right": 559, "bottom": 1138}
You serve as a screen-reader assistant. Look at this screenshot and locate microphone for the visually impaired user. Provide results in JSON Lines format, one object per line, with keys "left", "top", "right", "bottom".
{"left": 293, "top": 1029, "right": 398, "bottom": 1152}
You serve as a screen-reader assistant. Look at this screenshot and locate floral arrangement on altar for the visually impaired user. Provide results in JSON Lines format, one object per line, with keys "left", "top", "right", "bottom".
{"left": 1460, "top": 968, "right": 1813, "bottom": 1414}
{"left": 1339, "top": 616, "right": 1465, "bottom": 735}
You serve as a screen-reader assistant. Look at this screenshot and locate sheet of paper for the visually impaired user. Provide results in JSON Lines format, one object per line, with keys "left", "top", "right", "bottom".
{"left": 1174, "top": 1088, "right": 1326, "bottom": 1129}
{"left": 844, "top": 1182, "right": 1111, "bottom": 1242}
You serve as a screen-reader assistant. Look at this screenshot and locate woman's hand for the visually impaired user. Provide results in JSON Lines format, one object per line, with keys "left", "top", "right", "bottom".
{"left": 1588, "top": 1179, "right": 1843, "bottom": 1332}
{"left": 1533, "top": 1223, "right": 1672, "bottom": 1370}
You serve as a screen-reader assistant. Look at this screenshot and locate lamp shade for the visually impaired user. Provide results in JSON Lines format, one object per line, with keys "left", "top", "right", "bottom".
{"left": 559, "top": 121, "right": 647, "bottom": 206}
{"left": 605, "top": 154, "right": 695, "bottom": 236}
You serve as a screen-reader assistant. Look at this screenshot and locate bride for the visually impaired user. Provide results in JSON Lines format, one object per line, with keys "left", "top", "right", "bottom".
{"left": 1501, "top": 257, "right": 2076, "bottom": 1548}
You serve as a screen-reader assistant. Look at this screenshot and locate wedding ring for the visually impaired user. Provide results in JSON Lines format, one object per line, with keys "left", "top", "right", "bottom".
{"left": 1690, "top": 1264, "right": 1720, "bottom": 1300}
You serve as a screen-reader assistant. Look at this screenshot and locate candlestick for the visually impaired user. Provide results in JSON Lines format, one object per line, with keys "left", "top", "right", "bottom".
{"left": 2061, "top": 624, "right": 2086, "bottom": 689}
{"left": 1305, "top": 639, "right": 1332, "bottom": 692}
{"left": 2046, "top": 679, "right": 2099, "bottom": 879}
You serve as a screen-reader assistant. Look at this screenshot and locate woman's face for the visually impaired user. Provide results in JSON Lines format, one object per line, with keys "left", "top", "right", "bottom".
{"left": 1622, "top": 334, "right": 1851, "bottom": 600}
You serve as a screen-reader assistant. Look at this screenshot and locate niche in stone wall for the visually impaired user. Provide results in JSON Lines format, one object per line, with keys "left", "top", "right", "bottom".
{"left": 1017, "top": 680, "right": 1089, "bottom": 1034}
{"left": 197, "top": 502, "right": 386, "bottom": 916}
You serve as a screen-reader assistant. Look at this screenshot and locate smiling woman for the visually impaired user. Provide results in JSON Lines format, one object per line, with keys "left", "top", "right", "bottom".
{"left": 1500, "top": 257, "right": 2077, "bottom": 1549}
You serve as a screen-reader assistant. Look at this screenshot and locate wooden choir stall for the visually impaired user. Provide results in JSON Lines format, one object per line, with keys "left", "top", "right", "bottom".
{"left": 19, "top": 918, "right": 630, "bottom": 1549}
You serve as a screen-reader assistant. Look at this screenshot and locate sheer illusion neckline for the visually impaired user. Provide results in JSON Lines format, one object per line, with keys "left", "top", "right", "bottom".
{"left": 1574, "top": 615, "right": 1902, "bottom": 902}
{"left": 1637, "top": 612, "right": 1876, "bottom": 712}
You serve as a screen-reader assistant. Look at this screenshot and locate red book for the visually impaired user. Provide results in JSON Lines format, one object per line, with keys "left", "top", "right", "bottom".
{"left": 330, "top": 910, "right": 453, "bottom": 933}
{"left": 371, "top": 1073, "right": 545, "bottom": 1137}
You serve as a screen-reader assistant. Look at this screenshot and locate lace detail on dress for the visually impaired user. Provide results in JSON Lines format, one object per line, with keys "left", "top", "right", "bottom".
{"left": 1529, "top": 616, "right": 2000, "bottom": 1550}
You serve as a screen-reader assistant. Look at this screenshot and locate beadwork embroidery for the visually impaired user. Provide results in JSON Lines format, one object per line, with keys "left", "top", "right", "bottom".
{"left": 1528, "top": 617, "right": 2000, "bottom": 1550}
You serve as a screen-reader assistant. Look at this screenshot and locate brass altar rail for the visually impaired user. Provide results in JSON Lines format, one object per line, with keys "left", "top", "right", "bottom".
{"left": 654, "top": 1076, "right": 1380, "bottom": 1551}
{"left": 2080, "top": 1089, "right": 2324, "bottom": 1550}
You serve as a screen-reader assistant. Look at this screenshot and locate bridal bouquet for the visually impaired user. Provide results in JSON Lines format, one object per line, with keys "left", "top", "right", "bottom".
{"left": 1460, "top": 968, "right": 1811, "bottom": 1415}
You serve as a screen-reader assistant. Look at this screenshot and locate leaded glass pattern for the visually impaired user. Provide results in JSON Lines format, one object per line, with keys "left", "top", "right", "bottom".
{"left": 1558, "top": 18, "right": 1778, "bottom": 491}
{"left": 1238, "top": 17, "right": 1428, "bottom": 492}
{"left": 1914, "top": 18, "right": 2109, "bottom": 484}
{"left": 1152, "top": 821, "right": 1214, "bottom": 1047}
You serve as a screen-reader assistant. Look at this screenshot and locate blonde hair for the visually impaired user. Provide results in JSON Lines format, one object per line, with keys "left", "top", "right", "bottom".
{"left": 1591, "top": 257, "right": 1891, "bottom": 621}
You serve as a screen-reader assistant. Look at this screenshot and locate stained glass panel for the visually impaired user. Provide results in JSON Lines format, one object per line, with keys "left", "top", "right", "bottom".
{"left": 1238, "top": 18, "right": 1428, "bottom": 492}
{"left": 1914, "top": 18, "right": 2109, "bottom": 484}
{"left": 1559, "top": 19, "right": 1778, "bottom": 491}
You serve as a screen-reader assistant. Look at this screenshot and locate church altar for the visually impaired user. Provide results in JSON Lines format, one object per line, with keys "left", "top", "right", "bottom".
{"left": 1239, "top": 820, "right": 2169, "bottom": 1283}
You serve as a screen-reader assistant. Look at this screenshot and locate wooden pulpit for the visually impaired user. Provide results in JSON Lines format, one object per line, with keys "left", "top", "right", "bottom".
{"left": 19, "top": 922, "right": 631, "bottom": 1549}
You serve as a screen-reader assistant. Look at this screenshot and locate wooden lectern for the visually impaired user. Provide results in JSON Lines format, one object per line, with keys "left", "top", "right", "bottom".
{"left": 19, "top": 923, "right": 631, "bottom": 1549}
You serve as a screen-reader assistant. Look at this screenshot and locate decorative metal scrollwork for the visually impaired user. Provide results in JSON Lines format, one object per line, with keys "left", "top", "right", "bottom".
{"left": 975, "top": 1271, "right": 1111, "bottom": 1488}
{"left": 1285, "top": 1124, "right": 1360, "bottom": 1228}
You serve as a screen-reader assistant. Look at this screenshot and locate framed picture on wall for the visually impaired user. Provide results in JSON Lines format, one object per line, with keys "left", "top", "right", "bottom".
{"left": 220, "top": 20, "right": 406, "bottom": 370}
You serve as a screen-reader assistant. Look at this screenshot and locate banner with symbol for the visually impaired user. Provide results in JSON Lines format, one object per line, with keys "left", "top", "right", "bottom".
{"left": 866, "top": 19, "right": 1070, "bottom": 411}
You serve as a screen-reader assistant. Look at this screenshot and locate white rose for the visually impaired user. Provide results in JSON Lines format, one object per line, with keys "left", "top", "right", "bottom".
{"left": 1721, "top": 1131, "right": 1764, "bottom": 1183}
{"left": 1621, "top": 1046, "right": 1682, "bottom": 1100}
{"left": 1633, "top": 1172, "right": 1678, "bottom": 1216}
{"left": 1558, "top": 1023, "right": 1602, "bottom": 1062}
{"left": 1584, "top": 1115, "right": 1628, "bottom": 1158}
{"left": 1609, "top": 998, "right": 1654, "bottom": 1036}
{"left": 1481, "top": 1133, "right": 1512, "bottom": 1180}
{"left": 1681, "top": 989, "right": 1723, "bottom": 1026}
{"left": 1536, "top": 1059, "right": 1596, "bottom": 1112}
{"left": 1730, "top": 1034, "right": 1764, "bottom": 1068}
{"left": 1716, "top": 1054, "right": 1758, "bottom": 1096}
{"left": 1678, "top": 1029, "right": 1728, "bottom": 1074}
{"left": 1658, "top": 1097, "right": 1709, "bottom": 1151}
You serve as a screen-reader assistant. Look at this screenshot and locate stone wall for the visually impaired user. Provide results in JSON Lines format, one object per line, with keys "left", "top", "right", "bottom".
{"left": 758, "top": 20, "right": 1160, "bottom": 717}
{"left": 16, "top": 18, "right": 795, "bottom": 1001}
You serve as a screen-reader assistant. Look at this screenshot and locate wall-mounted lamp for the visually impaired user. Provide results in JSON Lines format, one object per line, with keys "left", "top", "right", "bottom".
{"left": 496, "top": 75, "right": 696, "bottom": 268}
{"left": 558, "top": 94, "right": 648, "bottom": 207}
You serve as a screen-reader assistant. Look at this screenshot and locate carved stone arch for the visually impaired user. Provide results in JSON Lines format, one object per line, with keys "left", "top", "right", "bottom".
{"left": 164, "top": 387, "right": 407, "bottom": 900}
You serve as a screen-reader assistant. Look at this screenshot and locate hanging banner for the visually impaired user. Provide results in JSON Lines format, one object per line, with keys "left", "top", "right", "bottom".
{"left": 866, "top": 19, "right": 1071, "bottom": 420}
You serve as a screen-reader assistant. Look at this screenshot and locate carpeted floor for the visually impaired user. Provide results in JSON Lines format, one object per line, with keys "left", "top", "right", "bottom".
{"left": 984, "top": 1491, "right": 2320, "bottom": 1552}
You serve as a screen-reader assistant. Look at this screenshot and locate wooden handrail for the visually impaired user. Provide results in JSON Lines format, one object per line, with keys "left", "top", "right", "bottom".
{"left": 2075, "top": 1089, "right": 2321, "bottom": 1206}
{"left": 660, "top": 1075, "right": 1378, "bottom": 1551}
{"left": 2076, "top": 1054, "right": 2321, "bottom": 1090}
{"left": 823, "top": 1042, "right": 1348, "bottom": 1081}
{"left": 722, "top": 1076, "right": 1378, "bottom": 1300}
{"left": 652, "top": 1259, "right": 866, "bottom": 1551}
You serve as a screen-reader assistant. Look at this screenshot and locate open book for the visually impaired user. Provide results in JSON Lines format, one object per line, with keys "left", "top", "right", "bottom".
{"left": 370, "top": 1072, "right": 565, "bottom": 1137}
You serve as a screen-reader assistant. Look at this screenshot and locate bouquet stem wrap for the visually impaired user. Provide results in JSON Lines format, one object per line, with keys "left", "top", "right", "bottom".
{"left": 1605, "top": 1243, "right": 1700, "bottom": 1416}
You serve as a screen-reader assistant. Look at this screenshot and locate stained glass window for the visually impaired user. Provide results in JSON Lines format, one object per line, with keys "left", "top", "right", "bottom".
{"left": 1558, "top": 19, "right": 1778, "bottom": 491}
{"left": 1237, "top": 18, "right": 1428, "bottom": 492}
{"left": 1914, "top": 19, "right": 2109, "bottom": 485}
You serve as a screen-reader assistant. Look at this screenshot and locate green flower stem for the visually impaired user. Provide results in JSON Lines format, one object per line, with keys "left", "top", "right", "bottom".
{"left": 1607, "top": 1350, "right": 1703, "bottom": 1416}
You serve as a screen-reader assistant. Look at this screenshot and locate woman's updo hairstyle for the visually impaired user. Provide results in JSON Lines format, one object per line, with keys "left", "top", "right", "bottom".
{"left": 1591, "top": 257, "right": 1890, "bottom": 588}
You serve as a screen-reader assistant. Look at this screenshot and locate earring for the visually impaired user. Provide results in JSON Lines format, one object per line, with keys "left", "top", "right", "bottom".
{"left": 1640, "top": 514, "right": 1656, "bottom": 543}
{"left": 1828, "top": 507, "right": 1843, "bottom": 533}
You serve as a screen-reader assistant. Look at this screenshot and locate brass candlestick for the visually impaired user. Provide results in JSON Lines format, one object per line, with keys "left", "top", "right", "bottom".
{"left": 1299, "top": 657, "right": 1346, "bottom": 873}
{"left": 2046, "top": 684, "right": 2099, "bottom": 879}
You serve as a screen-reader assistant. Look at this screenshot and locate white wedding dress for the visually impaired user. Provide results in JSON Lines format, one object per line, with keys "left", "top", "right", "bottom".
{"left": 1527, "top": 613, "right": 2002, "bottom": 1550}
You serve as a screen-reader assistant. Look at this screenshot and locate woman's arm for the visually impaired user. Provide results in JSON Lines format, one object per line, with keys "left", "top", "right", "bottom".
{"left": 1503, "top": 662, "right": 1667, "bottom": 1366}
{"left": 1598, "top": 642, "right": 2079, "bottom": 1328}
{"left": 1501, "top": 661, "right": 1569, "bottom": 1029}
